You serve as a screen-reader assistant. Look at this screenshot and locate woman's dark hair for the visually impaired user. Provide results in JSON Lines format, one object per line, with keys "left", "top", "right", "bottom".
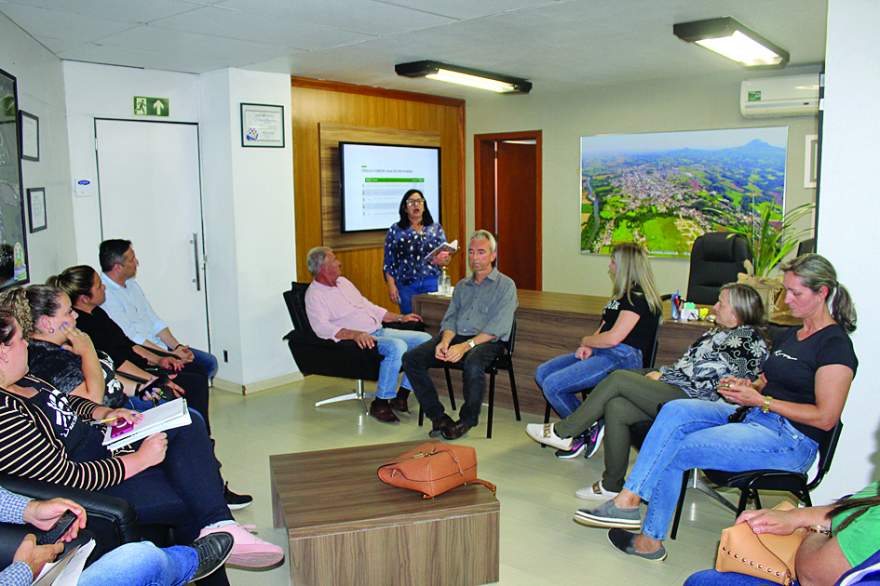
{"left": 827, "top": 485, "right": 880, "bottom": 534}
{"left": 0, "top": 308, "right": 16, "bottom": 345}
{"left": 0, "top": 285, "right": 62, "bottom": 337}
{"left": 396, "top": 189, "right": 435, "bottom": 229}
{"left": 47, "top": 265, "right": 97, "bottom": 306}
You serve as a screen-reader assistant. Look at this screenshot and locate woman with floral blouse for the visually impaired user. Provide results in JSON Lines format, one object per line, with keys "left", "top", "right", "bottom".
{"left": 383, "top": 189, "right": 453, "bottom": 313}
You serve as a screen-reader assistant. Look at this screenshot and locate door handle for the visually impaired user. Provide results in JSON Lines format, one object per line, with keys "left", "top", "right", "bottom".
{"left": 191, "top": 233, "right": 201, "bottom": 291}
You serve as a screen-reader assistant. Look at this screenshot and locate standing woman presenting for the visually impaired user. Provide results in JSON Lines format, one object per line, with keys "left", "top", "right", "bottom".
{"left": 383, "top": 189, "right": 452, "bottom": 314}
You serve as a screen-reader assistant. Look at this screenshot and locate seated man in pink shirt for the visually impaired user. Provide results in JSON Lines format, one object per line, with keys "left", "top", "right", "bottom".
{"left": 304, "top": 246, "right": 432, "bottom": 423}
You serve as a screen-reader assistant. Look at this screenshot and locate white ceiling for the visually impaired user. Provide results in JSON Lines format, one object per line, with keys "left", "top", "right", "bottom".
{"left": 0, "top": 0, "right": 828, "bottom": 97}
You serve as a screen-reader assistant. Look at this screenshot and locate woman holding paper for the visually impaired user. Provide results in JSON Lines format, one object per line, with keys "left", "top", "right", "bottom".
{"left": 0, "top": 308, "right": 284, "bottom": 571}
{"left": 383, "top": 189, "right": 453, "bottom": 313}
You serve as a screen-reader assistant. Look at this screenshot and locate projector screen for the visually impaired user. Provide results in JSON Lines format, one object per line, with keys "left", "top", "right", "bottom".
{"left": 340, "top": 142, "right": 441, "bottom": 233}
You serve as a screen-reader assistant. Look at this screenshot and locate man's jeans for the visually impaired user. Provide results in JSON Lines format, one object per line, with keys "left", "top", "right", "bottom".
{"left": 79, "top": 541, "right": 198, "bottom": 586}
{"left": 624, "top": 399, "right": 818, "bottom": 541}
{"left": 370, "top": 328, "right": 432, "bottom": 399}
{"left": 403, "top": 335, "right": 503, "bottom": 427}
{"left": 396, "top": 275, "right": 438, "bottom": 314}
{"left": 190, "top": 347, "right": 219, "bottom": 380}
{"left": 536, "top": 344, "right": 642, "bottom": 418}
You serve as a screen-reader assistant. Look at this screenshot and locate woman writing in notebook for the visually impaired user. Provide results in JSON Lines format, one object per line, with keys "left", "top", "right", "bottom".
{"left": 383, "top": 189, "right": 453, "bottom": 313}
{"left": 0, "top": 307, "right": 283, "bottom": 571}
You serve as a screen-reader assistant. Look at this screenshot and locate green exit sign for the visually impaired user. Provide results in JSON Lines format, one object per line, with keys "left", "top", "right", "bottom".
{"left": 134, "top": 96, "right": 170, "bottom": 116}
{"left": 747, "top": 90, "right": 762, "bottom": 103}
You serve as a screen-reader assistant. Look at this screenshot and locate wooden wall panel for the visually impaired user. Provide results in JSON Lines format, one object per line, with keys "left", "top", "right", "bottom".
{"left": 292, "top": 78, "right": 465, "bottom": 313}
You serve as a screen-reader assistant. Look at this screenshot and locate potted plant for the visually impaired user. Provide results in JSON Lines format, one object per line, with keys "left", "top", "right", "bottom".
{"left": 724, "top": 201, "right": 815, "bottom": 320}
{"left": 725, "top": 201, "right": 815, "bottom": 278}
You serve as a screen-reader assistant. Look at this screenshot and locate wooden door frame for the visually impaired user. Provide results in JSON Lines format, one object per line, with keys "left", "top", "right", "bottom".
{"left": 473, "top": 130, "right": 542, "bottom": 288}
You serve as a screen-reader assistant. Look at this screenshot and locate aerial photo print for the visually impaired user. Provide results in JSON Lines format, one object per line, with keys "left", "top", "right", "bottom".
{"left": 580, "top": 126, "right": 788, "bottom": 257}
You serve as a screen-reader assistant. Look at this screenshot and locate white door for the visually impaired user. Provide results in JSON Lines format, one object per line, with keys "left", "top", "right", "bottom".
{"left": 95, "top": 119, "right": 209, "bottom": 350}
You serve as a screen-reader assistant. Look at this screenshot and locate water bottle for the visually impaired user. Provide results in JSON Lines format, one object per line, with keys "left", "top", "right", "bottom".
{"left": 439, "top": 268, "right": 451, "bottom": 295}
{"left": 671, "top": 291, "right": 681, "bottom": 320}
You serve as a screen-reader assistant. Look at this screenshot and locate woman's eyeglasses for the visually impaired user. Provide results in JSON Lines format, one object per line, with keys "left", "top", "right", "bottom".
{"left": 406, "top": 199, "right": 425, "bottom": 207}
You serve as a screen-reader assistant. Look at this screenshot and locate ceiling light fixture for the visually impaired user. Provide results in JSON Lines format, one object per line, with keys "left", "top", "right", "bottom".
{"left": 395, "top": 60, "right": 532, "bottom": 94}
{"left": 673, "top": 17, "right": 789, "bottom": 68}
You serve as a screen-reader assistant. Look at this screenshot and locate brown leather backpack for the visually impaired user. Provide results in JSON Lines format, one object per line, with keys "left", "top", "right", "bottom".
{"left": 377, "top": 442, "right": 496, "bottom": 499}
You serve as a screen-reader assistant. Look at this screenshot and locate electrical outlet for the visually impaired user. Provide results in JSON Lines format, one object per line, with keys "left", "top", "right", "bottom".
{"left": 223, "top": 350, "right": 229, "bottom": 363}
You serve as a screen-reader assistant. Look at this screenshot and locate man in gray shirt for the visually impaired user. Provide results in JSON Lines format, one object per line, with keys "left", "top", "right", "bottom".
{"left": 403, "top": 230, "right": 517, "bottom": 440}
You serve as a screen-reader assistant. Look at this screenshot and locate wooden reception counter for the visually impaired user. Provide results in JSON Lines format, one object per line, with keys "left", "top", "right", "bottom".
{"left": 412, "top": 290, "right": 711, "bottom": 416}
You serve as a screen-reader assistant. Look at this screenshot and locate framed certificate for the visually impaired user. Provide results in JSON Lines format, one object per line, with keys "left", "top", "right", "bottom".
{"left": 240, "top": 103, "right": 285, "bottom": 148}
{"left": 27, "top": 187, "right": 47, "bottom": 233}
{"left": 20, "top": 110, "right": 39, "bottom": 161}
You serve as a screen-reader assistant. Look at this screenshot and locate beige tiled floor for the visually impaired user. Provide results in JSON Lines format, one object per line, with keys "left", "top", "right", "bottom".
{"left": 210, "top": 376, "right": 769, "bottom": 585}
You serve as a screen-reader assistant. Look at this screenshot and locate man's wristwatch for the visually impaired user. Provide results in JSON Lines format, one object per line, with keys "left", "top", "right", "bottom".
{"left": 467, "top": 339, "right": 476, "bottom": 349}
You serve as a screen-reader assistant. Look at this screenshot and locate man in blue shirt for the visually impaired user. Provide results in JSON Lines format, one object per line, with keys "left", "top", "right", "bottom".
{"left": 403, "top": 230, "right": 517, "bottom": 440}
{"left": 98, "top": 239, "right": 218, "bottom": 381}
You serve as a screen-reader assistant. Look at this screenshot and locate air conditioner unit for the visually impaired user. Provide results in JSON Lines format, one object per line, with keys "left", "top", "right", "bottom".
{"left": 740, "top": 74, "right": 820, "bottom": 118}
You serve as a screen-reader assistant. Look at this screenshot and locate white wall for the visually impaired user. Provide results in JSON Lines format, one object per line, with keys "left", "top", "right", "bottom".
{"left": 811, "top": 0, "right": 880, "bottom": 502}
{"left": 465, "top": 70, "right": 819, "bottom": 297}
{"left": 1, "top": 12, "right": 74, "bottom": 281}
{"left": 62, "top": 61, "right": 201, "bottom": 264}
{"left": 62, "top": 62, "right": 298, "bottom": 388}
{"left": 199, "top": 68, "right": 296, "bottom": 388}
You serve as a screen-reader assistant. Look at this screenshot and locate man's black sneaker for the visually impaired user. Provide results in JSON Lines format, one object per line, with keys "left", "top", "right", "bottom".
{"left": 192, "top": 532, "right": 234, "bottom": 581}
{"left": 224, "top": 483, "right": 253, "bottom": 511}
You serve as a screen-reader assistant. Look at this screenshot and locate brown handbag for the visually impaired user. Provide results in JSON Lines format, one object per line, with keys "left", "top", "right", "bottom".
{"left": 377, "top": 442, "right": 496, "bottom": 499}
{"left": 715, "top": 501, "right": 808, "bottom": 585}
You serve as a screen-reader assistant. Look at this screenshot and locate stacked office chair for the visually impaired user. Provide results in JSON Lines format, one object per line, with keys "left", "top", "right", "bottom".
{"left": 686, "top": 232, "right": 752, "bottom": 305}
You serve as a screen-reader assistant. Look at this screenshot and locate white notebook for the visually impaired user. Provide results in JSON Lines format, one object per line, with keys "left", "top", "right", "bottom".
{"left": 102, "top": 398, "right": 191, "bottom": 450}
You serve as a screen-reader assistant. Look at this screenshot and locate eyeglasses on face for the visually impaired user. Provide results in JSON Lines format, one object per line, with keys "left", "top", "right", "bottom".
{"left": 406, "top": 199, "right": 425, "bottom": 207}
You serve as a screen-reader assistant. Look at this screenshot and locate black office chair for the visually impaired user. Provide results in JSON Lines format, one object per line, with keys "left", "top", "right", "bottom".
{"left": 0, "top": 474, "right": 140, "bottom": 566}
{"left": 669, "top": 421, "right": 844, "bottom": 539}
{"left": 283, "top": 282, "right": 383, "bottom": 410}
{"left": 797, "top": 237, "right": 816, "bottom": 256}
{"left": 686, "top": 232, "right": 752, "bottom": 305}
{"left": 282, "top": 282, "right": 426, "bottom": 411}
{"left": 418, "top": 319, "right": 520, "bottom": 439}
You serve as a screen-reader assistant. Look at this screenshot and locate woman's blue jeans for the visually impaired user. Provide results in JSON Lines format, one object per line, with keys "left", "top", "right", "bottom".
{"left": 397, "top": 275, "right": 439, "bottom": 314}
{"left": 536, "top": 344, "right": 642, "bottom": 418}
{"left": 684, "top": 569, "right": 789, "bottom": 586}
{"left": 624, "top": 399, "right": 818, "bottom": 541}
{"left": 79, "top": 541, "right": 198, "bottom": 586}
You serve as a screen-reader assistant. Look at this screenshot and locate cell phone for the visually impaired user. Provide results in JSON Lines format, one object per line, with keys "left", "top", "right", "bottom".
{"left": 110, "top": 419, "right": 136, "bottom": 438}
{"left": 36, "top": 511, "right": 78, "bottom": 545}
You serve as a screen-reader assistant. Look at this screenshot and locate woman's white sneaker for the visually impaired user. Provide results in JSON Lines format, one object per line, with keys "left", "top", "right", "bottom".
{"left": 576, "top": 480, "right": 620, "bottom": 501}
{"left": 525, "top": 423, "right": 574, "bottom": 451}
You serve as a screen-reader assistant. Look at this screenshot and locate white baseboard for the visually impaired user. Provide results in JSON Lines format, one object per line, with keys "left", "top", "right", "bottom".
{"left": 212, "top": 372, "right": 304, "bottom": 396}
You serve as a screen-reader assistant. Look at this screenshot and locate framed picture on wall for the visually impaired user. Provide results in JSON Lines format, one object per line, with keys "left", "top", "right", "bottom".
{"left": 27, "top": 187, "right": 47, "bottom": 233}
{"left": 579, "top": 126, "right": 789, "bottom": 258}
{"left": 19, "top": 109, "right": 39, "bottom": 161}
{"left": 240, "top": 103, "right": 285, "bottom": 148}
{"left": 0, "top": 66, "right": 32, "bottom": 290}
{"left": 804, "top": 134, "right": 819, "bottom": 189}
